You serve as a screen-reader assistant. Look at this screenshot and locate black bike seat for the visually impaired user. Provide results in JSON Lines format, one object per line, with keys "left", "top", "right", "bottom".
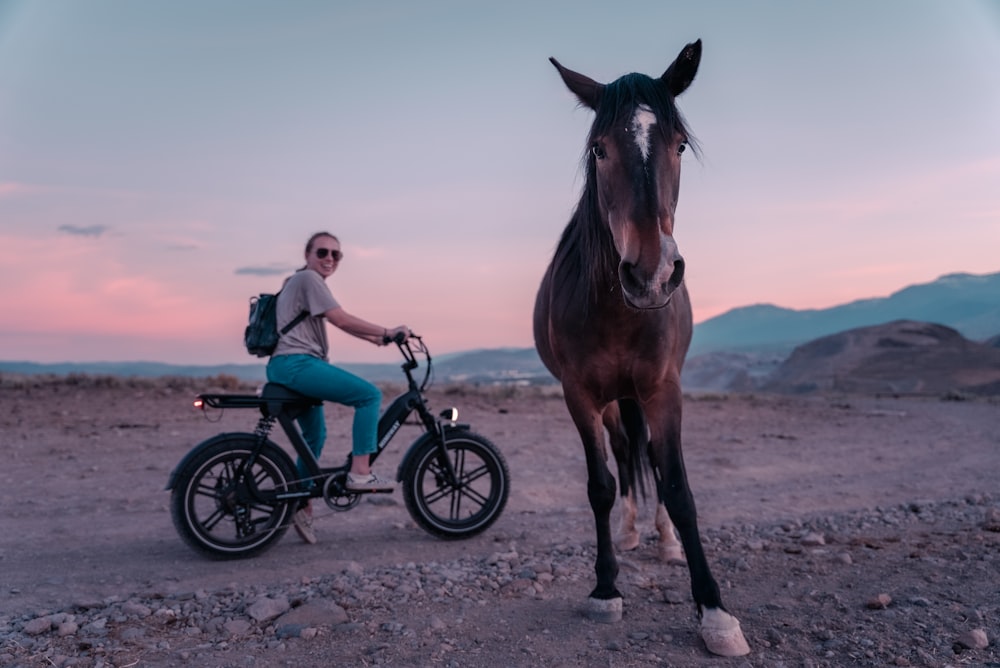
{"left": 260, "top": 383, "right": 322, "bottom": 406}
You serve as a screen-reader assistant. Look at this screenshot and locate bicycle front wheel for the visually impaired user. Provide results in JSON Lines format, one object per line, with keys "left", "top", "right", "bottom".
{"left": 401, "top": 430, "right": 509, "bottom": 540}
{"left": 170, "top": 436, "right": 295, "bottom": 559}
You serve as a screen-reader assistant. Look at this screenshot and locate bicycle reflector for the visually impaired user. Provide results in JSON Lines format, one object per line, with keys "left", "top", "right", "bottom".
{"left": 439, "top": 407, "right": 458, "bottom": 422}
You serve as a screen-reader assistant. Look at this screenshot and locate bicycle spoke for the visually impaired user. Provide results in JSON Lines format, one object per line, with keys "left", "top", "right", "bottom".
{"left": 200, "top": 506, "right": 228, "bottom": 531}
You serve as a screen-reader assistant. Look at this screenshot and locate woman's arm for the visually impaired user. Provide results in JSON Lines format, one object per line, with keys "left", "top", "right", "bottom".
{"left": 324, "top": 306, "right": 409, "bottom": 345}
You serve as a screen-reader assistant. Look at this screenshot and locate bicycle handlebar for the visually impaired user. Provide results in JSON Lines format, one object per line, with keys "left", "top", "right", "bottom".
{"left": 381, "top": 330, "right": 409, "bottom": 346}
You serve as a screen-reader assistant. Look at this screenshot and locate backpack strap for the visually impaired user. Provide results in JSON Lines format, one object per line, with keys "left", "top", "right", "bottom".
{"left": 279, "top": 310, "right": 309, "bottom": 335}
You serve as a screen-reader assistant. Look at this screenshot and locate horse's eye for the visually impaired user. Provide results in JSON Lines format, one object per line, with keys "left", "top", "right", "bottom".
{"left": 592, "top": 144, "right": 606, "bottom": 160}
{"left": 677, "top": 142, "right": 687, "bottom": 155}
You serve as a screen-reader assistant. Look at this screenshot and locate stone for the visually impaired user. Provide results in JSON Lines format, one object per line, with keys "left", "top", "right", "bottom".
{"left": 955, "top": 628, "right": 989, "bottom": 650}
{"left": 23, "top": 617, "right": 52, "bottom": 636}
{"left": 223, "top": 619, "right": 252, "bottom": 636}
{"left": 276, "top": 600, "right": 348, "bottom": 627}
{"left": 247, "top": 595, "right": 290, "bottom": 622}
{"left": 866, "top": 594, "right": 892, "bottom": 610}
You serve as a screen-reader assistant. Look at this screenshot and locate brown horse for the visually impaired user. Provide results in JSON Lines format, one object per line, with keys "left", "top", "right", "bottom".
{"left": 533, "top": 40, "right": 750, "bottom": 657}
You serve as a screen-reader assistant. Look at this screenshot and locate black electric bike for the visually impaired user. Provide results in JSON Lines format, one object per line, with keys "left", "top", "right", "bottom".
{"left": 167, "top": 335, "right": 510, "bottom": 559}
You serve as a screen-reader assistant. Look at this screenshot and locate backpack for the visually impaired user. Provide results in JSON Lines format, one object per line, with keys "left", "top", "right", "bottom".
{"left": 244, "top": 292, "right": 309, "bottom": 358}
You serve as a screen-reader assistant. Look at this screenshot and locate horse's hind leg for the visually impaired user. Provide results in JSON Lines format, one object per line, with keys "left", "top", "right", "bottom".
{"left": 654, "top": 503, "right": 685, "bottom": 562}
{"left": 603, "top": 403, "right": 640, "bottom": 552}
{"left": 611, "top": 399, "right": 685, "bottom": 561}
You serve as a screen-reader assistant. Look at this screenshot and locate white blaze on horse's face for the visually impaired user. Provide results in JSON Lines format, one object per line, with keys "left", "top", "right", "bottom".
{"left": 602, "top": 108, "right": 685, "bottom": 311}
{"left": 631, "top": 104, "right": 656, "bottom": 163}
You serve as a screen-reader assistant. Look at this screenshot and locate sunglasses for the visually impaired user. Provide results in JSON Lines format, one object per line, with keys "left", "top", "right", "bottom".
{"left": 315, "top": 248, "right": 343, "bottom": 261}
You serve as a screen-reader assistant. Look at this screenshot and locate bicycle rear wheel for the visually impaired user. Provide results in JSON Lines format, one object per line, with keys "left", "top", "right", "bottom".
{"left": 170, "top": 436, "right": 295, "bottom": 559}
{"left": 401, "top": 430, "right": 509, "bottom": 539}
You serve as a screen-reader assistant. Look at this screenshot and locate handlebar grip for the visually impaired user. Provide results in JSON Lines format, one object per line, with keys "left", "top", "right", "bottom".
{"left": 382, "top": 330, "right": 409, "bottom": 345}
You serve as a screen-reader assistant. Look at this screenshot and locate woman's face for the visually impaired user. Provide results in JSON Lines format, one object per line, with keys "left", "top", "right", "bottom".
{"left": 306, "top": 236, "right": 342, "bottom": 279}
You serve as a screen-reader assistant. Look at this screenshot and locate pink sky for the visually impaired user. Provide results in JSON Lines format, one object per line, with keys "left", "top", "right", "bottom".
{"left": 2, "top": 2, "right": 998, "bottom": 365}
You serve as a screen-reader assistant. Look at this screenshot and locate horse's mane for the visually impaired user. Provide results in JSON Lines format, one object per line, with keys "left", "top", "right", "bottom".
{"left": 553, "top": 73, "right": 697, "bottom": 307}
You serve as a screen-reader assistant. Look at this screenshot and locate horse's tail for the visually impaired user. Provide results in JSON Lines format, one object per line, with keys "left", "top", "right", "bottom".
{"left": 618, "top": 398, "right": 652, "bottom": 501}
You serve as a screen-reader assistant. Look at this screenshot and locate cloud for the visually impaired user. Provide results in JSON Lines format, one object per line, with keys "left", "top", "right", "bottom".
{"left": 58, "top": 224, "right": 110, "bottom": 237}
{"left": 0, "top": 182, "right": 33, "bottom": 198}
{"left": 235, "top": 264, "right": 297, "bottom": 276}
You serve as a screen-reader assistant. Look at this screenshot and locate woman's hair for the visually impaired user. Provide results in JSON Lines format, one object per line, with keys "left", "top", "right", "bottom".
{"left": 305, "top": 232, "right": 339, "bottom": 255}
{"left": 298, "top": 232, "right": 340, "bottom": 271}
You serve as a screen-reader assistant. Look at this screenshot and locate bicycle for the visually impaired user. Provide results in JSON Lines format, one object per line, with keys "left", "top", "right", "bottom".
{"left": 166, "top": 334, "right": 510, "bottom": 559}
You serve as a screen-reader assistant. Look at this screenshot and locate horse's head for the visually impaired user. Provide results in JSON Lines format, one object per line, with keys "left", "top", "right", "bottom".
{"left": 552, "top": 40, "right": 701, "bottom": 310}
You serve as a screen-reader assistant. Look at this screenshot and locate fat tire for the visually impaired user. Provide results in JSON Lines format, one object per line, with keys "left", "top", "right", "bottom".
{"left": 401, "top": 430, "right": 509, "bottom": 539}
{"left": 170, "top": 436, "right": 295, "bottom": 559}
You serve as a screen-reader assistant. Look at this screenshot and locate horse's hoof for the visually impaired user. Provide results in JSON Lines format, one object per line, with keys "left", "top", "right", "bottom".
{"left": 658, "top": 543, "right": 685, "bottom": 563}
{"left": 617, "top": 530, "right": 640, "bottom": 552}
{"left": 700, "top": 608, "right": 750, "bottom": 657}
{"left": 587, "top": 596, "right": 623, "bottom": 623}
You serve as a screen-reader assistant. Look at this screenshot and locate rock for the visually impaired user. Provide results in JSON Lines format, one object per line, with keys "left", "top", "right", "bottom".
{"left": 247, "top": 595, "right": 290, "bottom": 622}
{"left": 275, "top": 623, "right": 306, "bottom": 639}
{"left": 662, "top": 589, "right": 686, "bottom": 605}
{"left": 866, "top": 594, "right": 892, "bottom": 610}
{"left": 121, "top": 601, "right": 152, "bottom": 618}
{"left": 22, "top": 617, "right": 52, "bottom": 636}
{"left": 981, "top": 508, "right": 1000, "bottom": 532}
{"left": 801, "top": 532, "right": 825, "bottom": 546}
{"left": 223, "top": 619, "right": 252, "bottom": 636}
{"left": 276, "top": 600, "right": 348, "bottom": 627}
{"left": 955, "top": 628, "right": 989, "bottom": 650}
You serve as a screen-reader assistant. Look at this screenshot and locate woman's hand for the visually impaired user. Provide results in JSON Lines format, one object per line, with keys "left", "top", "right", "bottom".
{"left": 383, "top": 325, "right": 411, "bottom": 345}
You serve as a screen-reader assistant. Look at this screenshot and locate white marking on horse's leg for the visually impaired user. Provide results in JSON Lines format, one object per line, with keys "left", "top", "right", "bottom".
{"left": 587, "top": 596, "right": 623, "bottom": 623}
{"left": 654, "top": 502, "right": 685, "bottom": 562}
{"left": 631, "top": 104, "right": 657, "bottom": 162}
{"left": 700, "top": 608, "right": 751, "bottom": 657}
{"left": 617, "top": 490, "right": 640, "bottom": 551}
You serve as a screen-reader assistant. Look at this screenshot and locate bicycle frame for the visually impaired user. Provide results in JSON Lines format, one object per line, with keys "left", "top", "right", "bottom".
{"left": 171, "top": 337, "right": 463, "bottom": 505}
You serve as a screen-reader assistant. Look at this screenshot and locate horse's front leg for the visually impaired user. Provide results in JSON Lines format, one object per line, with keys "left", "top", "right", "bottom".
{"left": 564, "top": 387, "right": 622, "bottom": 622}
{"left": 647, "top": 385, "right": 750, "bottom": 657}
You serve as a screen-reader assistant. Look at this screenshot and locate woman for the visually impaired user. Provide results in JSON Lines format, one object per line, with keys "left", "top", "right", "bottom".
{"left": 268, "top": 231, "right": 411, "bottom": 544}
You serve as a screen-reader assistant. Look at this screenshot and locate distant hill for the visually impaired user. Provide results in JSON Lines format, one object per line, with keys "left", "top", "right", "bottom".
{"left": 690, "top": 271, "right": 1000, "bottom": 356}
{"left": 5, "top": 271, "right": 999, "bottom": 394}
{"left": 761, "top": 320, "right": 1000, "bottom": 396}
{"left": 0, "top": 348, "right": 556, "bottom": 387}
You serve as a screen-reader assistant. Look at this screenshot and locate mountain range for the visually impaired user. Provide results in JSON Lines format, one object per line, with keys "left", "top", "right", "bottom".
{"left": 3, "top": 271, "right": 998, "bottom": 392}
{"left": 688, "top": 271, "right": 1000, "bottom": 357}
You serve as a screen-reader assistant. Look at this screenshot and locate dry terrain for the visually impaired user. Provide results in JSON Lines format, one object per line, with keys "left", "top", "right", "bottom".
{"left": 1, "top": 375, "right": 999, "bottom": 667}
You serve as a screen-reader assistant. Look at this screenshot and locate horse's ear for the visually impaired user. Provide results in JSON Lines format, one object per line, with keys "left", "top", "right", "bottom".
{"left": 550, "top": 57, "right": 604, "bottom": 110}
{"left": 660, "top": 39, "right": 702, "bottom": 97}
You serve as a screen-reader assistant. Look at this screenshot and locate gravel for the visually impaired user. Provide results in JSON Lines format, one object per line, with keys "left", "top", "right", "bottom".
{"left": 4, "top": 494, "right": 998, "bottom": 667}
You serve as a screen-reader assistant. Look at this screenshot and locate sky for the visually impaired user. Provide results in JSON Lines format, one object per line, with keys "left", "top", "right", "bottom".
{"left": 1, "top": 1, "right": 999, "bottom": 365}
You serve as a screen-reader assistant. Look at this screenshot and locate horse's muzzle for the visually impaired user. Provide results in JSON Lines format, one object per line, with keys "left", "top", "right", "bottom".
{"left": 619, "top": 256, "right": 685, "bottom": 309}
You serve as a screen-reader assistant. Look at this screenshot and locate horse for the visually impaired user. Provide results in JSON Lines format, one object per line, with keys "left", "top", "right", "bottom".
{"left": 532, "top": 40, "right": 750, "bottom": 657}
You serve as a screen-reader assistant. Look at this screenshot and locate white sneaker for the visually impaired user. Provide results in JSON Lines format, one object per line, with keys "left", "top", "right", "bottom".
{"left": 292, "top": 504, "right": 317, "bottom": 544}
{"left": 346, "top": 471, "right": 396, "bottom": 492}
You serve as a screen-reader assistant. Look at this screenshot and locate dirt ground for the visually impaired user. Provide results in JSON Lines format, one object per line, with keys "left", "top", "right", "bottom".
{"left": 1, "top": 376, "right": 999, "bottom": 667}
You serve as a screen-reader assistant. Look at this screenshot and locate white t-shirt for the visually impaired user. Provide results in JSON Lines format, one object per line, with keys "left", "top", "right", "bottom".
{"left": 272, "top": 269, "right": 340, "bottom": 360}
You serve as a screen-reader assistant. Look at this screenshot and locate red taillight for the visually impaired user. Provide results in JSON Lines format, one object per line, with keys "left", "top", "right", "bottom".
{"left": 193, "top": 398, "right": 204, "bottom": 410}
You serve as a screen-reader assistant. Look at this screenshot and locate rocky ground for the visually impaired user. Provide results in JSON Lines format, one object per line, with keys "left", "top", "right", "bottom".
{"left": 1, "top": 375, "right": 998, "bottom": 667}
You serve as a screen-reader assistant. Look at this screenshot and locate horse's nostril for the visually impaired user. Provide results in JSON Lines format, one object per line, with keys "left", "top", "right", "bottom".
{"left": 670, "top": 257, "right": 685, "bottom": 289}
{"left": 620, "top": 262, "right": 643, "bottom": 293}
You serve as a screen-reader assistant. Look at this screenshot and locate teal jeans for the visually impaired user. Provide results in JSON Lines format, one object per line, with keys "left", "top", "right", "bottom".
{"left": 266, "top": 354, "right": 382, "bottom": 483}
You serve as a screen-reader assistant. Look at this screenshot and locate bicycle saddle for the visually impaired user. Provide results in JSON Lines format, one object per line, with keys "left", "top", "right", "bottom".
{"left": 260, "top": 383, "right": 322, "bottom": 417}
